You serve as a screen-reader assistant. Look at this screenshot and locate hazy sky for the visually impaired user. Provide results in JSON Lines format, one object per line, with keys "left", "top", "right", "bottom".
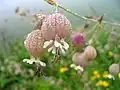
{"left": 0, "top": 0, "right": 120, "bottom": 39}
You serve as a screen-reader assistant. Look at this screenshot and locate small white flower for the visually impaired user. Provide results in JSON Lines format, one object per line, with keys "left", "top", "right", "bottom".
{"left": 108, "top": 74, "right": 115, "bottom": 80}
{"left": 23, "top": 59, "right": 35, "bottom": 64}
{"left": 23, "top": 59, "right": 46, "bottom": 67}
{"left": 74, "top": 66, "right": 84, "bottom": 72}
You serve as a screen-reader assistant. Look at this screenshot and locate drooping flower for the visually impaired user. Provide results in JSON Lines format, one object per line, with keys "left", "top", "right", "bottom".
{"left": 71, "top": 32, "right": 85, "bottom": 48}
{"left": 41, "top": 13, "right": 71, "bottom": 40}
{"left": 23, "top": 30, "right": 46, "bottom": 66}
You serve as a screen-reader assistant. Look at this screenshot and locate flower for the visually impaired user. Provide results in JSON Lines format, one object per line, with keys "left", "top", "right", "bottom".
{"left": 23, "top": 30, "right": 46, "bottom": 67}
{"left": 102, "top": 71, "right": 115, "bottom": 80}
{"left": 72, "top": 52, "right": 88, "bottom": 67}
{"left": 93, "top": 71, "right": 100, "bottom": 78}
{"left": 24, "top": 30, "right": 45, "bottom": 57}
{"left": 96, "top": 80, "right": 103, "bottom": 86}
{"left": 107, "top": 74, "right": 115, "bottom": 80}
{"left": 41, "top": 13, "right": 71, "bottom": 41}
{"left": 43, "top": 37, "right": 69, "bottom": 55}
{"left": 70, "top": 64, "right": 84, "bottom": 72}
{"left": 102, "top": 71, "right": 109, "bottom": 78}
{"left": 72, "top": 32, "right": 85, "bottom": 48}
{"left": 96, "top": 80, "right": 109, "bottom": 87}
{"left": 109, "top": 63, "right": 119, "bottom": 74}
{"left": 91, "top": 71, "right": 100, "bottom": 79}
{"left": 102, "top": 81, "right": 109, "bottom": 87}
{"left": 59, "top": 67, "right": 68, "bottom": 73}
{"left": 84, "top": 45, "right": 97, "bottom": 60}
{"left": 108, "top": 51, "right": 113, "bottom": 57}
{"left": 23, "top": 58, "right": 46, "bottom": 67}
{"left": 74, "top": 66, "right": 84, "bottom": 71}
{"left": 118, "top": 73, "right": 120, "bottom": 78}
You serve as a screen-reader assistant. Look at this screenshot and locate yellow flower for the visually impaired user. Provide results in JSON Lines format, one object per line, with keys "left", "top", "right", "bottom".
{"left": 93, "top": 71, "right": 100, "bottom": 78}
{"left": 103, "top": 71, "right": 109, "bottom": 78}
{"left": 96, "top": 80, "right": 109, "bottom": 87}
{"left": 97, "top": 80, "right": 103, "bottom": 86}
{"left": 118, "top": 73, "right": 120, "bottom": 78}
{"left": 93, "top": 71, "right": 99, "bottom": 76}
{"left": 108, "top": 51, "right": 113, "bottom": 56}
{"left": 96, "top": 74, "right": 100, "bottom": 78}
{"left": 102, "top": 81, "right": 109, "bottom": 87}
{"left": 59, "top": 67, "right": 68, "bottom": 73}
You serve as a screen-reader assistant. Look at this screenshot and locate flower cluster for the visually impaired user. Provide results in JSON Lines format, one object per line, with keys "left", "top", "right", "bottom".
{"left": 90, "top": 70, "right": 115, "bottom": 88}
{"left": 23, "top": 12, "right": 71, "bottom": 68}
{"left": 96, "top": 80, "right": 109, "bottom": 87}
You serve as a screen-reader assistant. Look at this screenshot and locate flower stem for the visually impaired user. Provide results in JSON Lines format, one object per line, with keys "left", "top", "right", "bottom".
{"left": 44, "top": 0, "right": 120, "bottom": 27}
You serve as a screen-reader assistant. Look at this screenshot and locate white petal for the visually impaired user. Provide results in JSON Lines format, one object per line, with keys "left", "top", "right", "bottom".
{"left": 43, "top": 40, "right": 53, "bottom": 48}
{"left": 54, "top": 41, "right": 61, "bottom": 47}
{"left": 40, "top": 61, "right": 46, "bottom": 67}
{"left": 70, "top": 64, "right": 76, "bottom": 68}
{"left": 75, "top": 66, "right": 84, "bottom": 71}
{"left": 60, "top": 47, "right": 66, "bottom": 55}
{"left": 108, "top": 74, "right": 115, "bottom": 80}
{"left": 48, "top": 46, "right": 54, "bottom": 52}
{"left": 23, "top": 59, "right": 29, "bottom": 62}
{"left": 27, "top": 60, "right": 34, "bottom": 64}
{"left": 52, "top": 48, "right": 56, "bottom": 54}
{"left": 61, "top": 39, "right": 69, "bottom": 50}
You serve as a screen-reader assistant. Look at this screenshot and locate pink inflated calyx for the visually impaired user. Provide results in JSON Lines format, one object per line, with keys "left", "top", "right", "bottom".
{"left": 72, "top": 32, "right": 85, "bottom": 48}
{"left": 41, "top": 13, "right": 71, "bottom": 40}
{"left": 24, "top": 30, "right": 45, "bottom": 58}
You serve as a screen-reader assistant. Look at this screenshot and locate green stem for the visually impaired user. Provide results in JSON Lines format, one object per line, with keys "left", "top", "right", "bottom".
{"left": 44, "top": 0, "right": 120, "bottom": 27}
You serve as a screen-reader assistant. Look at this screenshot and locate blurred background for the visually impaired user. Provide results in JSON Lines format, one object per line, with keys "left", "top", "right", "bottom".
{"left": 0, "top": 0, "right": 120, "bottom": 42}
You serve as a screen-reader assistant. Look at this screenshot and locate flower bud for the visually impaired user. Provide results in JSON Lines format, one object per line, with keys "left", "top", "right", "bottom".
{"left": 109, "top": 63, "right": 120, "bottom": 74}
{"left": 72, "top": 32, "right": 85, "bottom": 48}
{"left": 72, "top": 52, "right": 88, "bottom": 67}
{"left": 84, "top": 46, "right": 97, "bottom": 60}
